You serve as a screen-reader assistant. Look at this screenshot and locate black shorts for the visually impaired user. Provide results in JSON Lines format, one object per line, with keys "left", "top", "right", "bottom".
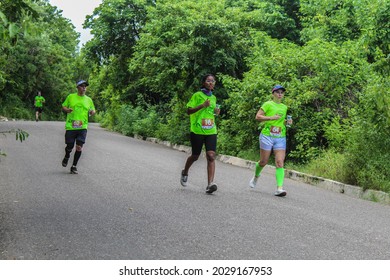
{"left": 35, "top": 107, "right": 43, "bottom": 113}
{"left": 65, "top": 129, "right": 87, "bottom": 146}
{"left": 190, "top": 132, "right": 217, "bottom": 155}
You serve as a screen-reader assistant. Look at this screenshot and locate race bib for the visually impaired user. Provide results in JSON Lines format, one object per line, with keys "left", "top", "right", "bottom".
{"left": 201, "top": 118, "right": 214, "bottom": 130}
{"left": 270, "top": 126, "right": 281, "bottom": 136}
{"left": 72, "top": 120, "right": 83, "bottom": 129}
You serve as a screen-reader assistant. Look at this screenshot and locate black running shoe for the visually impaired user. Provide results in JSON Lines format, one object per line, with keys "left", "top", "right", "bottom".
{"left": 62, "top": 157, "right": 69, "bottom": 167}
{"left": 180, "top": 170, "right": 188, "bottom": 187}
{"left": 70, "top": 165, "right": 78, "bottom": 174}
{"left": 206, "top": 182, "right": 218, "bottom": 194}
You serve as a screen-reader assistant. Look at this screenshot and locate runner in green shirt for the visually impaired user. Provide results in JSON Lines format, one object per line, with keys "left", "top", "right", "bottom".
{"left": 34, "top": 91, "right": 45, "bottom": 122}
{"left": 61, "top": 80, "right": 96, "bottom": 174}
{"left": 249, "top": 85, "right": 293, "bottom": 196}
{"left": 180, "top": 74, "right": 221, "bottom": 194}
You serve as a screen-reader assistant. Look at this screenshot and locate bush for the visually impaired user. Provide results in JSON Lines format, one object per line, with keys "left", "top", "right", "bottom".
{"left": 298, "top": 149, "right": 352, "bottom": 184}
{"left": 345, "top": 78, "right": 390, "bottom": 193}
{"left": 155, "top": 95, "right": 191, "bottom": 145}
{"left": 114, "top": 104, "right": 162, "bottom": 139}
{"left": 96, "top": 107, "right": 120, "bottom": 130}
{"left": 133, "top": 108, "right": 161, "bottom": 138}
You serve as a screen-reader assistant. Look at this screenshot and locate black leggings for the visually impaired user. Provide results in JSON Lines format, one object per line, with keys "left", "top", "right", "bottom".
{"left": 190, "top": 132, "right": 217, "bottom": 155}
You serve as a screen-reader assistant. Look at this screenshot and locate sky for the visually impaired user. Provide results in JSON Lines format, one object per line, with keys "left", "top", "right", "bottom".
{"left": 48, "top": 0, "right": 103, "bottom": 46}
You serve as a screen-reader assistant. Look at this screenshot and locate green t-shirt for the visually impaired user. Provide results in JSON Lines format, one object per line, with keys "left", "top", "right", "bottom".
{"left": 35, "top": 96, "right": 45, "bottom": 107}
{"left": 62, "top": 93, "right": 95, "bottom": 130}
{"left": 260, "top": 101, "right": 288, "bottom": 137}
{"left": 186, "top": 91, "right": 217, "bottom": 135}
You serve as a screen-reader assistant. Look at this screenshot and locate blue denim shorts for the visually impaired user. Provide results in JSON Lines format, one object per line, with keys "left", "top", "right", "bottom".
{"left": 259, "top": 133, "right": 286, "bottom": 151}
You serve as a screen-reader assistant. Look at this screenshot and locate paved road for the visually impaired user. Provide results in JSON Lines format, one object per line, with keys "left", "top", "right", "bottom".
{"left": 1, "top": 121, "right": 389, "bottom": 260}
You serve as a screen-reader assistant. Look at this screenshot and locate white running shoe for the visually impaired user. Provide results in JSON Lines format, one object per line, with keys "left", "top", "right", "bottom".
{"left": 180, "top": 170, "right": 188, "bottom": 187}
{"left": 249, "top": 176, "right": 258, "bottom": 188}
{"left": 274, "top": 189, "right": 287, "bottom": 197}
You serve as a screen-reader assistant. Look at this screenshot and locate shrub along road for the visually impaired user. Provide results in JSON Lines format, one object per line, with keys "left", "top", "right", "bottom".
{"left": 1, "top": 121, "right": 390, "bottom": 260}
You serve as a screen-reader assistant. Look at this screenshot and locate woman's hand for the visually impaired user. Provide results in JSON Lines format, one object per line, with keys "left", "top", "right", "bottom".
{"left": 202, "top": 99, "right": 210, "bottom": 108}
{"left": 269, "top": 114, "right": 281, "bottom": 120}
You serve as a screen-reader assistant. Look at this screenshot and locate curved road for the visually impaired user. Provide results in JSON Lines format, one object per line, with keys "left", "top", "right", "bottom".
{"left": 1, "top": 121, "right": 389, "bottom": 260}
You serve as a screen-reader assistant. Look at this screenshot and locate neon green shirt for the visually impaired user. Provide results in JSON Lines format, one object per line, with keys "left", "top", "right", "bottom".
{"left": 34, "top": 96, "right": 45, "bottom": 107}
{"left": 260, "top": 101, "right": 288, "bottom": 137}
{"left": 62, "top": 93, "right": 95, "bottom": 130}
{"left": 186, "top": 91, "right": 217, "bottom": 135}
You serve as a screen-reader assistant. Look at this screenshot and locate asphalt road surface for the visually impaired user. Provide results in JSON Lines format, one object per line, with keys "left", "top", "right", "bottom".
{"left": 1, "top": 121, "right": 389, "bottom": 260}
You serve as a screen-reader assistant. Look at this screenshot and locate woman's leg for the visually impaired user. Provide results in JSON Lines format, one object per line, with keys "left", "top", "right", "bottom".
{"left": 256, "top": 133, "right": 273, "bottom": 177}
{"left": 183, "top": 133, "right": 203, "bottom": 175}
{"left": 206, "top": 151, "right": 216, "bottom": 185}
{"left": 273, "top": 149, "right": 286, "bottom": 188}
{"left": 205, "top": 134, "right": 218, "bottom": 193}
{"left": 183, "top": 154, "right": 199, "bottom": 175}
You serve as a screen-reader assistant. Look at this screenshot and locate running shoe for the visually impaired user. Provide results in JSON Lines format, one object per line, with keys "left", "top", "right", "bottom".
{"left": 180, "top": 170, "right": 188, "bottom": 187}
{"left": 62, "top": 157, "right": 69, "bottom": 167}
{"left": 274, "top": 189, "right": 287, "bottom": 197}
{"left": 206, "top": 182, "right": 218, "bottom": 194}
{"left": 70, "top": 165, "right": 78, "bottom": 174}
{"left": 249, "top": 176, "right": 258, "bottom": 188}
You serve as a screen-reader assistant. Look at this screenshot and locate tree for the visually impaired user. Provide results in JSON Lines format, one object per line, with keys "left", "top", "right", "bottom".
{"left": 84, "top": 0, "right": 153, "bottom": 64}
{"left": 219, "top": 33, "right": 374, "bottom": 162}
{"left": 300, "top": 0, "right": 389, "bottom": 66}
{"left": 346, "top": 78, "right": 390, "bottom": 193}
{"left": 0, "top": 0, "right": 79, "bottom": 119}
{"left": 128, "top": 0, "right": 251, "bottom": 103}
{"left": 226, "top": 0, "right": 301, "bottom": 43}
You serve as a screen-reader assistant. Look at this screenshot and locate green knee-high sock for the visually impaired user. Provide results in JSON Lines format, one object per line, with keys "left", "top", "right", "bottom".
{"left": 275, "top": 167, "right": 285, "bottom": 188}
{"left": 255, "top": 162, "right": 264, "bottom": 177}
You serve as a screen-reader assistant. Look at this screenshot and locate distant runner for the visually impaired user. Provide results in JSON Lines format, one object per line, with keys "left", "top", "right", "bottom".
{"left": 61, "top": 80, "right": 96, "bottom": 174}
{"left": 34, "top": 91, "right": 45, "bottom": 122}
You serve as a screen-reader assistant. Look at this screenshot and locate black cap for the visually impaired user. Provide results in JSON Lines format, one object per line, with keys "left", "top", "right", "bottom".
{"left": 76, "top": 80, "right": 89, "bottom": 87}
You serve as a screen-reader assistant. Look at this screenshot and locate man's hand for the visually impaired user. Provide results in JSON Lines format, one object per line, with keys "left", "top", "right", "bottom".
{"left": 63, "top": 107, "right": 73, "bottom": 114}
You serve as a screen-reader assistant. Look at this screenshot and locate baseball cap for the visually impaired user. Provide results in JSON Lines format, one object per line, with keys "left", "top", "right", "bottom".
{"left": 76, "top": 80, "right": 89, "bottom": 87}
{"left": 272, "top": 85, "right": 285, "bottom": 92}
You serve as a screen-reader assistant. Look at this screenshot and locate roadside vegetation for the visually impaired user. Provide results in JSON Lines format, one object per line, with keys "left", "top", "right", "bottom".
{"left": 1, "top": 0, "right": 389, "bottom": 193}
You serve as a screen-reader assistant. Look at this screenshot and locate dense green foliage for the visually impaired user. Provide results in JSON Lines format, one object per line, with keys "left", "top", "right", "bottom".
{"left": 0, "top": 0, "right": 86, "bottom": 119}
{"left": 1, "top": 0, "right": 389, "bottom": 193}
